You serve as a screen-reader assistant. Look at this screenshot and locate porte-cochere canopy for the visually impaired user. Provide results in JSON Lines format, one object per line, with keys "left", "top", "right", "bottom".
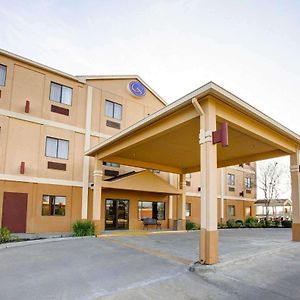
{"left": 86, "top": 82, "right": 300, "bottom": 265}
{"left": 86, "top": 82, "right": 300, "bottom": 171}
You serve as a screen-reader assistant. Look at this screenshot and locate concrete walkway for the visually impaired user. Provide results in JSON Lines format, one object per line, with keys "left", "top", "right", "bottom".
{"left": 0, "top": 229, "right": 299, "bottom": 299}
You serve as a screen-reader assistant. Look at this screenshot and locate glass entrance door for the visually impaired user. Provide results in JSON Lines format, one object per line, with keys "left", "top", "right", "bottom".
{"left": 105, "top": 199, "right": 129, "bottom": 230}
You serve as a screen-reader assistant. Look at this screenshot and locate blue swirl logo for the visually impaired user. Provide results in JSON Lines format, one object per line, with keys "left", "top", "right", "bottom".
{"left": 128, "top": 81, "right": 146, "bottom": 97}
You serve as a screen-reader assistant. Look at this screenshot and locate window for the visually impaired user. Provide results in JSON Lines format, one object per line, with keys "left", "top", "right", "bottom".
{"left": 227, "top": 173, "right": 235, "bottom": 186}
{"left": 42, "top": 195, "right": 66, "bottom": 216}
{"left": 245, "top": 177, "right": 252, "bottom": 188}
{"left": 105, "top": 100, "right": 122, "bottom": 120}
{"left": 50, "top": 82, "right": 73, "bottom": 105}
{"left": 0, "top": 64, "right": 7, "bottom": 86}
{"left": 186, "top": 203, "right": 191, "bottom": 217}
{"left": 103, "top": 162, "right": 120, "bottom": 168}
{"left": 228, "top": 205, "right": 235, "bottom": 217}
{"left": 138, "top": 201, "right": 165, "bottom": 220}
{"left": 45, "top": 137, "right": 69, "bottom": 159}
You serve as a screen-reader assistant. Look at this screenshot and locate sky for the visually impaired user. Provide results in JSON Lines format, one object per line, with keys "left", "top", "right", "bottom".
{"left": 1, "top": 0, "right": 299, "bottom": 197}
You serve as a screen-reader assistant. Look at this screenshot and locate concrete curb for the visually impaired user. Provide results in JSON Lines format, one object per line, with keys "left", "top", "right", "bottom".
{"left": 0, "top": 236, "right": 95, "bottom": 250}
{"left": 189, "top": 242, "right": 300, "bottom": 274}
{"left": 99, "top": 230, "right": 191, "bottom": 238}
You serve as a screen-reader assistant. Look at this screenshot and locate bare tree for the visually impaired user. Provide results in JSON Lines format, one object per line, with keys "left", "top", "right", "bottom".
{"left": 257, "top": 161, "right": 287, "bottom": 220}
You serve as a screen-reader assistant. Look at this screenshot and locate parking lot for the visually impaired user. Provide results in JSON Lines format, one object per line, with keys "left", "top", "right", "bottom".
{"left": 0, "top": 229, "right": 299, "bottom": 299}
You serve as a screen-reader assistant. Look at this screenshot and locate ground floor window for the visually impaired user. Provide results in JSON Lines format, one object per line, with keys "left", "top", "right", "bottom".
{"left": 186, "top": 203, "right": 191, "bottom": 217}
{"left": 245, "top": 206, "right": 251, "bottom": 218}
{"left": 138, "top": 201, "right": 165, "bottom": 220}
{"left": 228, "top": 205, "right": 235, "bottom": 217}
{"left": 42, "top": 195, "right": 66, "bottom": 216}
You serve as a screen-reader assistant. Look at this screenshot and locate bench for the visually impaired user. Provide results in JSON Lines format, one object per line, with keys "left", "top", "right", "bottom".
{"left": 143, "top": 218, "right": 161, "bottom": 230}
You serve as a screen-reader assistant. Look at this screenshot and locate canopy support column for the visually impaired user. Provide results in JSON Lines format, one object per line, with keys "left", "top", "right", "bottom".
{"left": 199, "top": 100, "right": 219, "bottom": 264}
{"left": 290, "top": 151, "right": 300, "bottom": 240}
{"left": 93, "top": 159, "right": 103, "bottom": 233}
{"left": 178, "top": 174, "right": 186, "bottom": 230}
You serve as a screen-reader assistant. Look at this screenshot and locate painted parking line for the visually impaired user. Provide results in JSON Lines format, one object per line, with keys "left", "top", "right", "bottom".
{"left": 105, "top": 237, "right": 193, "bottom": 265}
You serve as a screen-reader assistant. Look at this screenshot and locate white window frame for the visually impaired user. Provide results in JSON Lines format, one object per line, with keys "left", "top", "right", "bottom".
{"left": 105, "top": 100, "right": 122, "bottom": 120}
{"left": 45, "top": 137, "right": 69, "bottom": 160}
{"left": 50, "top": 82, "right": 73, "bottom": 105}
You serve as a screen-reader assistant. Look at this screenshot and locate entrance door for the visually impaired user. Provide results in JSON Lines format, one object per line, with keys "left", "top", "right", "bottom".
{"left": 105, "top": 199, "right": 129, "bottom": 230}
{"left": 2, "top": 192, "right": 28, "bottom": 233}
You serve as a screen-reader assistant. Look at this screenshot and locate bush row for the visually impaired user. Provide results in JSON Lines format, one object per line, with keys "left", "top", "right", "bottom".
{"left": 218, "top": 217, "right": 292, "bottom": 229}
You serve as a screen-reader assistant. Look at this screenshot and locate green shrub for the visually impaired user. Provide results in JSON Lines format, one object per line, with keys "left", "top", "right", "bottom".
{"left": 186, "top": 220, "right": 200, "bottom": 230}
{"left": 282, "top": 220, "right": 292, "bottom": 228}
{"left": 226, "top": 219, "right": 236, "bottom": 228}
{"left": 274, "top": 220, "right": 280, "bottom": 227}
{"left": 218, "top": 223, "right": 227, "bottom": 229}
{"left": 72, "top": 220, "right": 95, "bottom": 236}
{"left": 245, "top": 216, "right": 258, "bottom": 228}
{"left": 0, "top": 227, "right": 11, "bottom": 243}
{"left": 235, "top": 220, "right": 244, "bottom": 228}
{"left": 235, "top": 220, "right": 243, "bottom": 225}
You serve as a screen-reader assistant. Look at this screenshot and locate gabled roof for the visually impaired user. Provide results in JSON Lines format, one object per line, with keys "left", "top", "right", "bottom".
{"left": 86, "top": 81, "right": 300, "bottom": 157}
{"left": 0, "top": 49, "right": 165, "bottom": 106}
{"left": 101, "top": 170, "right": 181, "bottom": 195}
{"left": 77, "top": 75, "right": 166, "bottom": 106}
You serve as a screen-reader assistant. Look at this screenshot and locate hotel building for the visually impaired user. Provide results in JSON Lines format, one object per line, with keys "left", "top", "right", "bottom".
{"left": 0, "top": 49, "right": 256, "bottom": 233}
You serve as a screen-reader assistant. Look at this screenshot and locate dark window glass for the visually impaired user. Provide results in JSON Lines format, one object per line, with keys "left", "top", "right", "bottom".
{"left": 138, "top": 201, "right": 165, "bottom": 220}
{"left": 42, "top": 195, "right": 66, "bottom": 216}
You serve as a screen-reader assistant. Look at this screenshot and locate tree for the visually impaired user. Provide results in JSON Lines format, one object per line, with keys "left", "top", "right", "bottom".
{"left": 257, "top": 161, "right": 287, "bottom": 220}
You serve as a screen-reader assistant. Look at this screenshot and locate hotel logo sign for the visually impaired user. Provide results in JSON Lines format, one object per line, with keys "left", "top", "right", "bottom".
{"left": 128, "top": 81, "right": 146, "bottom": 97}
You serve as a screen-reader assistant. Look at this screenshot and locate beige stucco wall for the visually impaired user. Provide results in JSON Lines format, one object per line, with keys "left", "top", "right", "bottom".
{"left": 0, "top": 51, "right": 258, "bottom": 233}
{"left": 0, "top": 180, "right": 82, "bottom": 233}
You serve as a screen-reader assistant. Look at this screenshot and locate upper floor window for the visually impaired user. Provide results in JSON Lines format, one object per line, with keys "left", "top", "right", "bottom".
{"left": 105, "top": 100, "right": 122, "bottom": 120}
{"left": 245, "top": 177, "right": 252, "bottom": 189}
{"left": 42, "top": 195, "right": 66, "bottom": 216}
{"left": 50, "top": 82, "right": 72, "bottom": 105}
{"left": 0, "top": 64, "right": 7, "bottom": 86}
{"left": 227, "top": 173, "right": 235, "bottom": 186}
{"left": 103, "top": 162, "right": 120, "bottom": 168}
{"left": 45, "top": 137, "right": 69, "bottom": 160}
